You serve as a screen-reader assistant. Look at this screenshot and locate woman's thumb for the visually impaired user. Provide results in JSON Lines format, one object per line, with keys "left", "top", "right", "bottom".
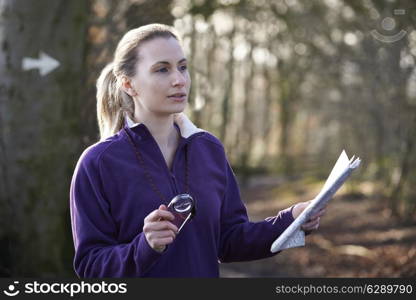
{"left": 159, "top": 204, "right": 167, "bottom": 210}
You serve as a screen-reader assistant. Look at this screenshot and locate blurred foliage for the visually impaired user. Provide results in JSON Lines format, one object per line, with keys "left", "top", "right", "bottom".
{"left": 173, "top": 0, "right": 416, "bottom": 221}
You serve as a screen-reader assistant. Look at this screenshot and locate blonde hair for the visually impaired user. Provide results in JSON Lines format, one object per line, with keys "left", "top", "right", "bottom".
{"left": 96, "top": 24, "right": 179, "bottom": 140}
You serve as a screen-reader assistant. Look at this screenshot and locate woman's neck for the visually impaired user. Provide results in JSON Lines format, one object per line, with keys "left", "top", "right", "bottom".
{"left": 133, "top": 110, "right": 178, "bottom": 149}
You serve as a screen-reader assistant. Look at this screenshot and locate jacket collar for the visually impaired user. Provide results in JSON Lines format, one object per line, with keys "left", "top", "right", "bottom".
{"left": 125, "top": 113, "right": 205, "bottom": 139}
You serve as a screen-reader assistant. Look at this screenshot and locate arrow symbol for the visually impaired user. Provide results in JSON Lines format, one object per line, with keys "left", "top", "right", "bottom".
{"left": 22, "top": 52, "right": 60, "bottom": 76}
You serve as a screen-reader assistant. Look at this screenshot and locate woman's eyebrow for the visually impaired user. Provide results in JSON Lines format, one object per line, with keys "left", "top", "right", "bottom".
{"left": 151, "top": 58, "right": 187, "bottom": 68}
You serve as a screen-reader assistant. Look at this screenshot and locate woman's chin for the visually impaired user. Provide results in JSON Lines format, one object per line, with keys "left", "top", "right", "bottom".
{"left": 170, "top": 103, "right": 187, "bottom": 113}
{"left": 153, "top": 103, "right": 187, "bottom": 116}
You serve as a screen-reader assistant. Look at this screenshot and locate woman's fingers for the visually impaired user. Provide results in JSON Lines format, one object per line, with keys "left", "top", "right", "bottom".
{"left": 292, "top": 202, "right": 327, "bottom": 233}
{"left": 144, "top": 225, "right": 177, "bottom": 251}
{"left": 302, "top": 217, "right": 320, "bottom": 231}
{"left": 302, "top": 207, "right": 326, "bottom": 231}
{"left": 143, "top": 205, "right": 181, "bottom": 252}
{"left": 146, "top": 230, "right": 176, "bottom": 243}
{"left": 292, "top": 200, "right": 327, "bottom": 219}
{"left": 303, "top": 208, "right": 325, "bottom": 231}
{"left": 144, "top": 205, "right": 175, "bottom": 223}
{"left": 304, "top": 217, "right": 320, "bottom": 227}
{"left": 146, "top": 229, "right": 177, "bottom": 250}
{"left": 310, "top": 208, "right": 326, "bottom": 219}
{"left": 143, "top": 220, "right": 178, "bottom": 234}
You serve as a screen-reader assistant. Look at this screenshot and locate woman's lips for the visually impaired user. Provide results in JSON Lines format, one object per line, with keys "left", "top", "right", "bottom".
{"left": 168, "top": 93, "right": 187, "bottom": 102}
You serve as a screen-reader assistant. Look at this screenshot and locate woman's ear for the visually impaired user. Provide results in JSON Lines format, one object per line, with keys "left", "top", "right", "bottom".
{"left": 120, "top": 76, "right": 138, "bottom": 97}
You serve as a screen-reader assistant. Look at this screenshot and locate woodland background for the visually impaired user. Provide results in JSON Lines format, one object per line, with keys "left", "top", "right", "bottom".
{"left": 0, "top": 0, "right": 415, "bottom": 277}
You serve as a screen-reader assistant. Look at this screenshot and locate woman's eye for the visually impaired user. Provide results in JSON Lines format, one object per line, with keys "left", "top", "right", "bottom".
{"left": 157, "top": 67, "right": 168, "bottom": 73}
{"left": 180, "top": 65, "right": 187, "bottom": 71}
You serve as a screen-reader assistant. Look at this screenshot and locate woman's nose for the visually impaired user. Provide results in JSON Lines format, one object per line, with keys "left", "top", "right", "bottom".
{"left": 172, "top": 70, "right": 186, "bottom": 87}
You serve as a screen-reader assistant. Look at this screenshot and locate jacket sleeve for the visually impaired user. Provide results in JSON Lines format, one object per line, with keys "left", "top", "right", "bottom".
{"left": 218, "top": 160, "right": 295, "bottom": 263}
{"left": 70, "top": 151, "right": 161, "bottom": 277}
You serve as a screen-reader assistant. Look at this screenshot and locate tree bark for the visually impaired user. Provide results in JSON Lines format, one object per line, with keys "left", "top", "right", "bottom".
{"left": 219, "top": 25, "right": 236, "bottom": 144}
{"left": 0, "top": 0, "right": 88, "bottom": 276}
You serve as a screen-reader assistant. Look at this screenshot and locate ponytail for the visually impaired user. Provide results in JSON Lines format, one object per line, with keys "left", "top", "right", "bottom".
{"left": 96, "top": 63, "right": 134, "bottom": 141}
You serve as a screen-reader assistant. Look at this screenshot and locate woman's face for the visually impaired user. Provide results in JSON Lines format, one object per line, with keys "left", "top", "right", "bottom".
{"left": 130, "top": 36, "right": 190, "bottom": 116}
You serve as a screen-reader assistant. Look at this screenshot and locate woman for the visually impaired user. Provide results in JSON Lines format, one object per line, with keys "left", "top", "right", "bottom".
{"left": 70, "top": 23, "right": 324, "bottom": 278}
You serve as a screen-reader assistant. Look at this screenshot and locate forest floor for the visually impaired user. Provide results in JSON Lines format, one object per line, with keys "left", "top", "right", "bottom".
{"left": 219, "top": 175, "right": 416, "bottom": 277}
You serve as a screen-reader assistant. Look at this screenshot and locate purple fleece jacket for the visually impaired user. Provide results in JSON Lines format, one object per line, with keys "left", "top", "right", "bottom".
{"left": 70, "top": 120, "right": 294, "bottom": 278}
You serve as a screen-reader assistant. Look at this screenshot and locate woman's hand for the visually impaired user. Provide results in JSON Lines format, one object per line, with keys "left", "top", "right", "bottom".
{"left": 292, "top": 200, "right": 326, "bottom": 233}
{"left": 143, "top": 204, "right": 178, "bottom": 253}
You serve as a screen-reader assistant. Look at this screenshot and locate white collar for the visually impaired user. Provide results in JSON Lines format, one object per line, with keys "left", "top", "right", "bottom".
{"left": 125, "top": 113, "right": 205, "bottom": 139}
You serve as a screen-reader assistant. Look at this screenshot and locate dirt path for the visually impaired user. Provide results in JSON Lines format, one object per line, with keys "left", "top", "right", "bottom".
{"left": 219, "top": 176, "right": 416, "bottom": 277}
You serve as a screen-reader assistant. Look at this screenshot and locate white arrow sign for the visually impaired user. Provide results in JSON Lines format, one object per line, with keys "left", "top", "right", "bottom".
{"left": 22, "top": 52, "right": 60, "bottom": 76}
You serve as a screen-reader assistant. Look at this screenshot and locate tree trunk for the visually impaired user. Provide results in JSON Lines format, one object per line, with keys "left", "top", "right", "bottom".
{"left": 277, "top": 71, "right": 294, "bottom": 175}
{"left": 389, "top": 112, "right": 416, "bottom": 220}
{"left": 238, "top": 36, "right": 254, "bottom": 177}
{"left": 0, "top": 0, "right": 88, "bottom": 276}
{"left": 219, "top": 26, "right": 236, "bottom": 144}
